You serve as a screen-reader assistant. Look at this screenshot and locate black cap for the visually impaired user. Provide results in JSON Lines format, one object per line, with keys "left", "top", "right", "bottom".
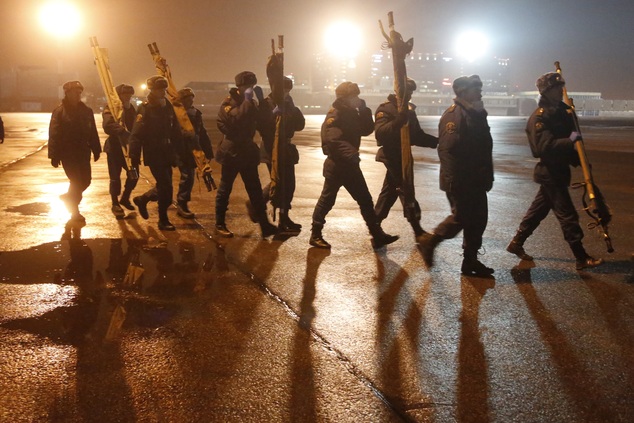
{"left": 235, "top": 71, "right": 257, "bottom": 87}
{"left": 335, "top": 81, "right": 360, "bottom": 99}
{"left": 536, "top": 72, "right": 565, "bottom": 95}
{"left": 146, "top": 75, "right": 168, "bottom": 90}
{"left": 63, "top": 80, "right": 84, "bottom": 93}
{"left": 283, "top": 76, "right": 294, "bottom": 90}
{"left": 452, "top": 75, "right": 482, "bottom": 96}
{"left": 178, "top": 87, "right": 195, "bottom": 99}
{"left": 115, "top": 84, "right": 135, "bottom": 96}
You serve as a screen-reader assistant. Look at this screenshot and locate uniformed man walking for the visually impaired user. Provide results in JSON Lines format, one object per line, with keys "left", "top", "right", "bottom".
{"left": 48, "top": 80, "right": 101, "bottom": 226}
{"left": 175, "top": 87, "right": 213, "bottom": 219}
{"left": 310, "top": 81, "right": 399, "bottom": 250}
{"left": 374, "top": 78, "right": 438, "bottom": 243}
{"left": 130, "top": 75, "right": 183, "bottom": 231}
{"left": 418, "top": 75, "right": 494, "bottom": 276}
{"left": 258, "top": 76, "right": 305, "bottom": 233}
{"left": 506, "top": 72, "right": 603, "bottom": 270}
{"left": 103, "top": 83, "right": 138, "bottom": 218}
{"left": 215, "top": 71, "right": 276, "bottom": 238}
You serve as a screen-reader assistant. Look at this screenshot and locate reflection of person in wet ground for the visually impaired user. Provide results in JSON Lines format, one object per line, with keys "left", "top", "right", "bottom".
{"left": 64, "top": 239, "right": 99, "bottom": 343}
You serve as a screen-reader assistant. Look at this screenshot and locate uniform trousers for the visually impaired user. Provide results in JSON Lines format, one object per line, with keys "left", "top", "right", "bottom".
{"left": 138, "top": 165, "right": 173, "bottom": 220}
{"left": 312, "top": 157, "right": 378, "bottom": 229}
{"left": 262, "top": 161, "right": 296, "bottom": 210}
{"left": 375, "top": 160, "right": 421, "bottom": 223}
{"left": 62, "top": 157, "right": 92, "bottom": 212}
{"left": 107, "top": 150, "right": 137, "bottom": 198}
{"left": 215, "top": 160, "right": 266, "bottom": 223}
{"left": 518, "top": 183, "right": 584, "bottom": 244}
{"left": 434, "top": 189, "right": 488, "bottom": 257}
{"left": 177, "top": 165, "right": 196, "bottom": 203}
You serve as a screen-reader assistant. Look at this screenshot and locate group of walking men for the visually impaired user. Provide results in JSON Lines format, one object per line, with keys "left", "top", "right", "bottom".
{"left": 47, "top": 69, "right": 603, "bottom": 276}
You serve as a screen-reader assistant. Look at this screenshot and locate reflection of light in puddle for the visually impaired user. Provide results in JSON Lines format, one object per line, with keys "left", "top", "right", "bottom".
{"left": 39, "top": 183, "right": 71, "bottom": 221}
{"left": 1, "top": 283, "right": 78, "bottom": 320}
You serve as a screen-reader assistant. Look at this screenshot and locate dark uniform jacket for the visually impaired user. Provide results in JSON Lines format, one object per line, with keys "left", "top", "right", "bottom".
{"left": 48, "top": 99, "right": 101, "bottom": 161}
{"left": 181, "top": 105, "right": 213, "bottom": 168}
{"left": 103, "top": 104, "right": 137, "bottom": 155}
{"left": 216, "top": 88, "right": 261, "bottom": 166}
{"left": 526, "top": 99, "right": 580, "bottom": 186}
{"left": 258, "top": 94, "right": 305, "bottom": 165}
{"left": 374, "top": 94, "right": 438, "bottom": 164}
{"left": 437, "top": 98, "right": 494, "bottom": 193}
{"left": 129, "top": 97, "right": 183, "bottom": 168}
{"left": 321, "top": 98, "right": 374, "bottom": 165}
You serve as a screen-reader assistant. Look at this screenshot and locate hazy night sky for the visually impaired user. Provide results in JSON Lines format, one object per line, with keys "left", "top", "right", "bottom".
{"left": 1, "top": 0, "right": 634, "bottom": 99}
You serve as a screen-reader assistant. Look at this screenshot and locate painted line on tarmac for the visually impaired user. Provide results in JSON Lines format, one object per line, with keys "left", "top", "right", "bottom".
{"left": 0, "top": 142, "right": 48, "bottom": 170}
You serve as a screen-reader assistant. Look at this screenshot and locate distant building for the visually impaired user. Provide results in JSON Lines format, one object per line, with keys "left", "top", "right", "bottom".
{"left": 0, "top": 65, "right": 78, "bottom": 112}
{"left": 367, "top": 50, "right": 511, "bottom": 95}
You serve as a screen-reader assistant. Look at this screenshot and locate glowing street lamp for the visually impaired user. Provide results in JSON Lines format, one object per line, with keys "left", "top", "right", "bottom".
{"left": 39, "top": 1, "right": 82, "bottom": 38}
{"left": 323, "top": 21, "right": 362, "bottom": 60}
{"left": 454, "top": 31, "right": 489, "bottom": 62}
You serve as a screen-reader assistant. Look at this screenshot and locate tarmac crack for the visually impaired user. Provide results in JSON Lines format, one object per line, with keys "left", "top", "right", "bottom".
{"left": 194, "top": 222, "right": 423, "bottom": 422}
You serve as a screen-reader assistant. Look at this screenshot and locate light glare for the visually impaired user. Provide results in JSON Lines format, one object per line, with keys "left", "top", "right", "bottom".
{"left": 39, "top": 2, "right": 82, "bottom": 38}
{"left": 455, "top": 31, "right": 489, "bottom": 62}
{"left": 324, "top": 22, "right": 362, "bottom": 59}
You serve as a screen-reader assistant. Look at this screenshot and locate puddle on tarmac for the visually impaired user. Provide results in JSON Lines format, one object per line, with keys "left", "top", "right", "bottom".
{"left": 0, "top": 237, "right": 220, "bottom": 345}
{"left": 5, "top": 202, "right": 51, "bottom": 216}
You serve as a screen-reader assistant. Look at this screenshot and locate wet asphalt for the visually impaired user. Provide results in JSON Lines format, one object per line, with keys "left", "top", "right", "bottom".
{"left": 0, "top": 112, "right": 633, "bottom": 422}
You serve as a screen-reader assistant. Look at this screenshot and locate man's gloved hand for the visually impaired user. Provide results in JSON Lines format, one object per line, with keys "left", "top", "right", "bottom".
{"left": 253, "top": 86, "right": 264, "bottom": 102}
{"left": 569, "top": 131, "right": 582, "bottom": 142}
{"left": 51, "top": 158, "right": 60, "bottom": 168}
{"left": 393, "top": 109, "right": 409, "bottom": 127}
{"left": 243, "top": 88, "right": 254, "bottom": 102}
{"left": 285, "top": 94, "right": 295, "bottom": 108}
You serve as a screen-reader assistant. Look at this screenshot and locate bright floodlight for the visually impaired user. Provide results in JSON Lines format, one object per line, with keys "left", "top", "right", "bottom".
{"left": 455, "top": 31, "right": 489, "bottom": 62}
{"left": 39, "top": 1, "right": 82, "bottom": 38}
{"left": 324, "top": 21, "right": 362, "bottom": 59}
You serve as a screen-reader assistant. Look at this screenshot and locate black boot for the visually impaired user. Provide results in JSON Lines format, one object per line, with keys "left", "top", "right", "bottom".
{"left": 506, "top": 230, "right": 533, "bottom": 260}
{"left": 215, "top": 214, "right": 233, "bottom": 238}
{"left": 111, "top": 204, "right": 125, "bottom": 219}
{"left": 279, "top": 212, "right": 301, "bottom": 234}
{"left": 461, "top": 251, "right": 494, "bottom": 277}
{"left": 411, "top": 220, "right": 427, "bottom": 243}
{"left": 133, "top": 196, "right": 149, "bottom": 219}
{"left": 119, "top": 191, "right": 135, "bottom": 211}
{"left": 309, "top": 225, "right": 331, "bottom": 249}
{"left": 369, "top": 224, "right": 399, "bottom": 250}
{"left": 158, "top": 220, "right": 176, "bottom": 231}
{"left": 176, "top": 201, "right": 195, "bottom": 219}
{"left": 570, "top": 241, "right": 604, "bottom": 270}
{"left": 158, "top": 209, "right": 175, "bottom": 231}
{"left": 418, "top": 233, "right": 442, "bottom": 267}
{"left": 260, "top": 218, "right": 277, "bottom": 238}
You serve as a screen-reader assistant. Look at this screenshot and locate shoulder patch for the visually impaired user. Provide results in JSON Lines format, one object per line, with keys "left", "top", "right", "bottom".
{"left": 445, "top": 121, "right": 457, "bottom": 134}
{"left": 326, "top": 117, "right": 335, "bottom": 126}
{"left": 535, "top": 122, "right": 544, "bottom": 131}
{"left": 376, "top": 111, "right": 384, "bottom": 119}
{"left": 135, "top": 114, "right": 143, "bottom": 123}
{"left": 536, "top": 107, "right": 544, "bottom": 117}
{"left": 224, "top": 105, "right": 232, "bottom": 113}
{"left": 448, "top": 104, "right": 456, "bottom": 112}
